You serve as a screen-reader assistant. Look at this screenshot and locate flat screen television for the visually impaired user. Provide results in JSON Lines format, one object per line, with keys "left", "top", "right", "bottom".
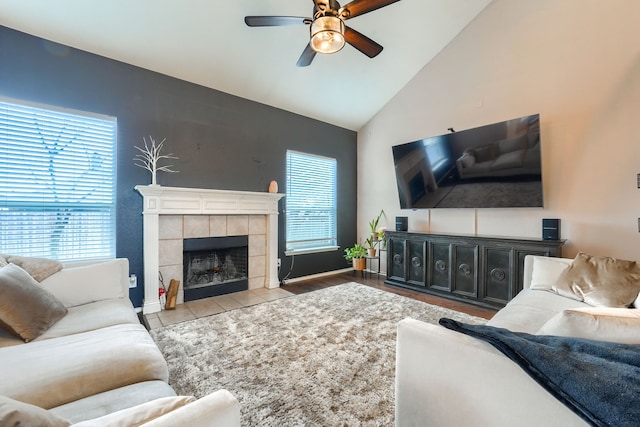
{"left": 392, "top": 114, "right": 543, "bottom": 209}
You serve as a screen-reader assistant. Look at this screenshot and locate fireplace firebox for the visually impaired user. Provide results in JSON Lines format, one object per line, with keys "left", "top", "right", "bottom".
{"left": 183, "top": 235, "right": 248, "bottom": 301}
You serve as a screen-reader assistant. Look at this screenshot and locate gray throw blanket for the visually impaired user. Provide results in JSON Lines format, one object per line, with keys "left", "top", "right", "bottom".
{"left": 439, "top": 318, "right": 640, "bottom": 427}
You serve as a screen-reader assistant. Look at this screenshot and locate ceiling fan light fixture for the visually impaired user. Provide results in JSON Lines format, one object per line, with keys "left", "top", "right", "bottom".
{"left": 310, "top": 16, "right": 345, "bottom": 54}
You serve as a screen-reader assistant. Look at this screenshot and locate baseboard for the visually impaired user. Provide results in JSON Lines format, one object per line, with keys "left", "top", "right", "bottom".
{"left": 282, "top": 268, "right": 388, "bottom": 285}
{"left": 282, "top": 267, "right": 353, "bottom": 285}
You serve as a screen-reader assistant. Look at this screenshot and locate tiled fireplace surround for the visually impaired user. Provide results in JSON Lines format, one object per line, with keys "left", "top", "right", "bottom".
{"left": 136, "top": 185, "right": 284, "bottom": 314}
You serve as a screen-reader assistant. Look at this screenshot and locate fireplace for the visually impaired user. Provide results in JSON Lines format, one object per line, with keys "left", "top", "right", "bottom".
{"left": 183, "top": 235, "right": 248, "bottom": 301}
{"left": 135, "top": 185, "right": 284, "bottom": 314}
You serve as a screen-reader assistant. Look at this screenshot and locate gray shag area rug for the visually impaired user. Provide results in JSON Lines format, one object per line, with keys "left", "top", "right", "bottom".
{"left": 150, "top": 282, "right": 486, "bottom": 426}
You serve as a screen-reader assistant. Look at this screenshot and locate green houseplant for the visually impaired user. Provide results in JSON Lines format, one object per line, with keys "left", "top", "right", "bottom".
{"left": 344, "top": 243, "right": 367, "bottom": 270}
{"left": 369, "top": 209, "right": 384, "bottom": 240}
{"left": 377, "top": 227, "right": 387, "bottom": 249}
{"left": 365, "top": 236, "right": 377, "bottom": 257}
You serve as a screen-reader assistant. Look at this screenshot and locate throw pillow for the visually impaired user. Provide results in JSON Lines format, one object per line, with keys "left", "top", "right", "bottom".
{"left": 537, "top": 307, "right": 640, "bottom": 344}
{"left": 0, "top": 263, "right": 68, "bottom": 342}
{"left": 529, "top": 256, "right": 572, "bottom": 291}
{"left": 0, "top": 254, "right": 63, "bottom": 282}
{"left": 552, "top": 253, "right": 640, "bottom": 308}
{"left": 72, "top": 396, "right": 196, "bottom": 427}
{"left": 0, "top": 395, "right": 70, "bottom": 427}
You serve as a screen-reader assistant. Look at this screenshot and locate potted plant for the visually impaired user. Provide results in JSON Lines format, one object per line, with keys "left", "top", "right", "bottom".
{"left": 365, "top": 236, "right": 377, "bottom": 257}
{"left": 344, "top": 243, "right": 367, "bottom": 271}
{"left": 369, "top": 209, "right": 384, "bottom": 240}
{"left": 377, "top": 227, "right": 387, "bottom": 249}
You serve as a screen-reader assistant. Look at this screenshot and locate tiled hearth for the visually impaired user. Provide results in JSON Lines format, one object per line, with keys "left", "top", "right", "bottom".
{"left": 144, "top": 287, "right": 293, "bottom": 329}
{"left": 136, "top": 185, "right": 284, "bottom": 314}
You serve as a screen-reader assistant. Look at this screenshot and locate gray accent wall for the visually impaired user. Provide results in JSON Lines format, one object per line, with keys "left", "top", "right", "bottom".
{"left": 0, "top": 25, "right": 357, "bottom": 307}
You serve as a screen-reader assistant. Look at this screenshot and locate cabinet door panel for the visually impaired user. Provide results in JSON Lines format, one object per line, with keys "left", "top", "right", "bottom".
{"left": 408, "top": 239, "right": 426, "bottom": 286}
{"left": 483, "top": 248, "right": 512, "bottom": 305}
{"left": 429, "top": 243, "right": 451, "bottom": 291}
{"left": 388, "top": 237, "right": 407, "bottom": 282}
{"left": 452, "top": 244, "right": 478, "bottom": 298}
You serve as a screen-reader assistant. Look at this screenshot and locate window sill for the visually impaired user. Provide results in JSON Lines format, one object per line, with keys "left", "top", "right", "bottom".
{"left": 284, "top": 246, "right": 340, "bottom": 256}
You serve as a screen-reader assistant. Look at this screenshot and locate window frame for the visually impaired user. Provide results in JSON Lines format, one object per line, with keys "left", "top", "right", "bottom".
{"left": 0, "top": 96, "right": 117, "bottom": 263}
{"left": 284, "top": 149, "right": 338, "bottom": 256}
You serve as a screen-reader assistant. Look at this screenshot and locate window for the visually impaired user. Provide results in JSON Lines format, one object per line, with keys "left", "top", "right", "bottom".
{"left": 0, "top": 98, "right": 117, "bottom": 262}
{"left": 285, "top": 150, "right": 337, "bottom": 255}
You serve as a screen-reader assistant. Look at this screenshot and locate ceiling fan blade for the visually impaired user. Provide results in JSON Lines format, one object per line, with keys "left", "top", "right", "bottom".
{"left": 344, "top": 26, "right": 383, "bottom": 58}
{"left": 244, "top": 16, "right": 311, "bottom": 27}
{"left": 338, "top": 0, "right": 401, "bottom": 20}
{"left": 296, "top": 43, "right": 317, "bottom": 67}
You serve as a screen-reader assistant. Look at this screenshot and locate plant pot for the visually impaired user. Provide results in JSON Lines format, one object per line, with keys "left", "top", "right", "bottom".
{"left": 367, "top": 248, "right": 377, "bottom": 257}
{"left": 352, "top": 258, "right": 366, "bottom": 271}
{"left": 372, "top": 232, "right": 379, "bottom": 241}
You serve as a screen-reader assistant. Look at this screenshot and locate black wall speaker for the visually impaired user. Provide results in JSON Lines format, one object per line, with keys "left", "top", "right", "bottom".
{"left": 542, "top": 218, "right": 560, "bottom": 240}
{"left": 396, "top": 216, "right": 408, "bottom": 231}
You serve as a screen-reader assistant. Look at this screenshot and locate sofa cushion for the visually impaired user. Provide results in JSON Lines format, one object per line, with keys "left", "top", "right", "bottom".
{"left": 50, "top": 381, "right": 176, "bottom": 424}
{"left": 0, "top": 263, "right": 68, "bottom": 342}
{"left": 0, "top": 254, "right": 63, "bottom": 282}
{"left": 0, "top": 323, "right": 168, "bottom": 409}
{"left": 487, "top": 288, "right": 590, "bottom": 333}
{"left": 552, "top": 253, "right": 640, "bottom": 307}
{"left": 537, "top": 307, "right": 640, "bottom": 344}
{"left": 34, "top": 298, "right": 139, "bottom": 342}
{"left": 72, "top": 396, "right": 195, "bottom": 427}
{"left": 490, "top": 148, "right": 525, "bottom": 170}
{"left": 140, "top": 390, "right": 241, "bottom": 427}
{"left": 0, "top": 298, "right": 138, "bottom": 349}
{"left": 0, "top": 395, "right": 70, "bottom": 427}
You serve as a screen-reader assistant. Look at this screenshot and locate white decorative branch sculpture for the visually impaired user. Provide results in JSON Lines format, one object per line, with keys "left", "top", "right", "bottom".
{"left": 133, "top": 136, "right": 179, "bottom": 185}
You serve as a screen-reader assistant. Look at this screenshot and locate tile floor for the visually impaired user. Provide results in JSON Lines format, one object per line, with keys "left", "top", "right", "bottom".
{"left": 143, "top": 287, "right": 294, "bottom": 330}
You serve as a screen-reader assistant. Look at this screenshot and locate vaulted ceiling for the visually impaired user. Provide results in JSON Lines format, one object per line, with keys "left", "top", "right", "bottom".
{"left": 0, "top": 0, "right": 491, "bottom": 130}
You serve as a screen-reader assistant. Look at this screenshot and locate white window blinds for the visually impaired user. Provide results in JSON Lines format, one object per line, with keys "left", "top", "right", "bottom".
{"left": 0, "top": 99, "right": 117, "bottom": 262}
{"left": 286, "top": 150, "right": 337, "bottom": 254}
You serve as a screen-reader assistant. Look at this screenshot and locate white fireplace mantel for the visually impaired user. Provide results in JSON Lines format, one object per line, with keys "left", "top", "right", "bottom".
{"left": 135, "top": 185, "right": 284, "bottom": 314}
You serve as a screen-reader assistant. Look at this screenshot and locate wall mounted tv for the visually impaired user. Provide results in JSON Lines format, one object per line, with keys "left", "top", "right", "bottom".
{"left": 392, "top": 114, "right": 543, "bottom": 209}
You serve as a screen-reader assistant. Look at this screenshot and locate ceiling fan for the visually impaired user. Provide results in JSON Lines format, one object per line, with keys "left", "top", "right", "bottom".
{"left": 244, "top": 0, "right": 401, "bottom": 67}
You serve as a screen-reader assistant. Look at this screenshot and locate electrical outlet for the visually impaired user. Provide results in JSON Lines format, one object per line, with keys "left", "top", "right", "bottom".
{"left": 129, "top": 274, "right": 137, "bottom": 288}
{"left": 277, "top": 258, "right": 282, "bottom": 268}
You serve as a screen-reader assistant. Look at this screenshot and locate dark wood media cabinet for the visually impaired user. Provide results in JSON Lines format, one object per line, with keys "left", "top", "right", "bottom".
{"left": 384, "top": 231, "right": 565, "bottom": 309}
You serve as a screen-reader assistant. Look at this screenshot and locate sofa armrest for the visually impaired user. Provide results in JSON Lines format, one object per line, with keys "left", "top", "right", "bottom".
{"left": 395, "top": 318, "right": 587, "bottom": 427}
{"left": 140, "top": 390, "right": 240, "bottom": 427}
{"left": 39, "top": 259, "right": 129, "bottom": 307}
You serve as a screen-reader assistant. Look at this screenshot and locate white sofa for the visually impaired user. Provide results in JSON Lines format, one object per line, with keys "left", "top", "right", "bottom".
{"left": 395, "top": 254, "right": 640, "bottom": 427}
{"left": 0, "top": 258, "right": 240, "bottom": 426}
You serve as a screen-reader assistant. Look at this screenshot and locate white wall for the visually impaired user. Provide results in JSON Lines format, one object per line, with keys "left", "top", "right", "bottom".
{"left": 358, "top": 0, "right": 640, "bottom": 265}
